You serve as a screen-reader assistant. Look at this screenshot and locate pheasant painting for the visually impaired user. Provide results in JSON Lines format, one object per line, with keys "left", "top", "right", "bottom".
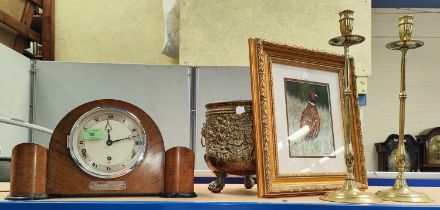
{"left": 285, "top": 79, "right": 335, "bottom": 157}
{"left": 300, "top": 90, "right": 321, "bottom": 140}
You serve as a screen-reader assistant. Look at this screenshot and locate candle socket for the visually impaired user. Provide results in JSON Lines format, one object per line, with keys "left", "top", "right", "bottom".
{"left": 399, "top": 15, "right": 413, "bottom": 41}
{"left": 339, "top": 10, "right": 354, "bottom": 36}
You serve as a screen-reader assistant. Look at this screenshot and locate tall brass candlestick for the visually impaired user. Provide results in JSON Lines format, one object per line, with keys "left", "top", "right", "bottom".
{"left": 375, "top": 15, "right": 432, "bottom": 203}
{"left": 320, "top": 10, "right": 382, "bottom": 204}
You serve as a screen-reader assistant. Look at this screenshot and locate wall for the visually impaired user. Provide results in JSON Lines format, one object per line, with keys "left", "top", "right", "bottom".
{"left": 0, "top": 0, "right": 26, "bottom": 48}
{"left": 55, "top": 0, "right": 371, "bottom": 77}
{"left": 55, "top": 0, "right": 177, "bottom": 64}
{"left": 365, "top": 8, "right": 440, "bottom": 171}
{"left": 180, "top": 0, "right": 372, "bottom": 78}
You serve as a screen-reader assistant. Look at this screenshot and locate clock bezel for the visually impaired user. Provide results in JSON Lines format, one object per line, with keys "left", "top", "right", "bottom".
{"left": 68, "top": 106, "right": 147, "bottom": 179}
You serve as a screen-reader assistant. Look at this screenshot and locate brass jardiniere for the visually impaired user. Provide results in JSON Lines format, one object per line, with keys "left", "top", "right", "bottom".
{"left": 201, "top": 100, "right": 255, "bottom": 193}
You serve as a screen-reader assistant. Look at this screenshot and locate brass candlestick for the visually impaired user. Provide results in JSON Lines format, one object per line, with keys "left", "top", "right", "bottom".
{"left": 320, "top": 10, "right": 382, "bottom": 204}
{"left": 375, "top": 15, "right": 432, "bottom": 203}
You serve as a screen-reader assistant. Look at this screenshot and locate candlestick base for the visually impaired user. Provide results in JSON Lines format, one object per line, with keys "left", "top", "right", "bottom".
{"left": 320, "top": 178, "right": 382, "bottom": 204}
{"left": 376, "top": 176, "right": 433, "bottom": 203}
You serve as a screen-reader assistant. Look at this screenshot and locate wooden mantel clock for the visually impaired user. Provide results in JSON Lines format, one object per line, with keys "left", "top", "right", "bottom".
{"left": 7, "top": 99, "right": 196, "bottom": 199}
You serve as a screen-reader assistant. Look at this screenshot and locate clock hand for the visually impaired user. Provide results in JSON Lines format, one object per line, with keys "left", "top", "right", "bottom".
{"left": 111, "top": 135, "right": 132, "bottom": 143}
{"left": 105, "top": 119, "right": 112, "bottom": 133}
{"left": 105, "top": 119, "right": 113, "bottom": 146}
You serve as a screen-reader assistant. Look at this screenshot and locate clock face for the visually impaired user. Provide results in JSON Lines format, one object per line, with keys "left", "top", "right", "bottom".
{"left": 68, "top": 107, "right": 147, "bottom": 179}
{"left": 428, "top": 135, "right": 440, "bottom": 165}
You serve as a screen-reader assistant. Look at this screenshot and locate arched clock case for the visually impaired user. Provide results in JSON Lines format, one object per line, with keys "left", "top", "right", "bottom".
{"left": 7, "top": 99, "right": 196, "bottom": 199}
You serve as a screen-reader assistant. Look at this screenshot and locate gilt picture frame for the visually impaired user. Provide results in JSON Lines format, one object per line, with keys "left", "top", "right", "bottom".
{"left": 248, "top": 38, "right": 367, "bottom": 197}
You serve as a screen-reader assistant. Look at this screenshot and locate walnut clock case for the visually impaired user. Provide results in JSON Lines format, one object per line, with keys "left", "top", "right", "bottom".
{"left": 7, "top": 99, "right": 196, "bottom": 199}
{"left": 417, "top": 127, "right": 440, "bottom": 172}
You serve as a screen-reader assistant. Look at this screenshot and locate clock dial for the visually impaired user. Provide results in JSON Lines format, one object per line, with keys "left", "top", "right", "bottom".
{"left": 68, "top": 107, "right": 147, "bottom": 178}
{"left": 428, "top": 135, "right": 440, "bottom": 165}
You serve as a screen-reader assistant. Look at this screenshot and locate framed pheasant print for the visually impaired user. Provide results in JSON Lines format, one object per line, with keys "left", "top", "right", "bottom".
{"left": 285, "top": 79, "right": 336, "bottom": 158}
{"left": 248, "top": 38, "right": 367, "bottom": 197}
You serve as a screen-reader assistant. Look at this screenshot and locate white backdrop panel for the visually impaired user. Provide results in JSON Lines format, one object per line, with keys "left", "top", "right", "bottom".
{"left": 0, "top": 43, "right": 30, "bottom": 157}
{"left": 34, "top": 62, "right": 190, "bottom": 150}
{"left": 195, "top": 66, "right": 251, "bottom": 170}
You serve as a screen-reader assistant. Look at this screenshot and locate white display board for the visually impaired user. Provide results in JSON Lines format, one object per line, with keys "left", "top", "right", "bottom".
{"left": 33, "top": 62, "right": 190, "bottom": 150}
{"left": 195, "top": 66, "right": 251, "bottom": 169}
{"left": 0, "top": 43, "right": 31, "bottom": 157}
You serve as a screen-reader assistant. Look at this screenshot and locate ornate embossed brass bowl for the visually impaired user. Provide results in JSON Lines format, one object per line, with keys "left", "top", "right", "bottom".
{"left": 201, "top": 100, "right": 256, "bottom": 193}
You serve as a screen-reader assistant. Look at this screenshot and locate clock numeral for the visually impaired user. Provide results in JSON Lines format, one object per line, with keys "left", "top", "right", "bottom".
{"left": 131, "top": 150, "right": 136, "bottom": 158}
{"left": 81, "top": 149, "right": 87, "bottom": 158}
{"left": 135, "top": 141, "right": 140, "bottom": 145}
{"left": 122, "top": 119, "right": 126, "bottom": 123}
{"left": 107, "top": 167, "right": 111, "bottom": 171}
{"left": 122, "top": 164, "right": 126, "bottom": 167}
{"left": 94, "top": 117, "right": 99, "bottom": 122}
{"left": 108, "top": 114, "right": 114, "bottom": 119}
{"left": 92, "top": 162, "right": 97, "bottom": 168}
{"left": 132, "top": 128, "right": 136, "bottom": 132}
{"left": 79, "top": 140, "right": 84, "bottom": 144}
